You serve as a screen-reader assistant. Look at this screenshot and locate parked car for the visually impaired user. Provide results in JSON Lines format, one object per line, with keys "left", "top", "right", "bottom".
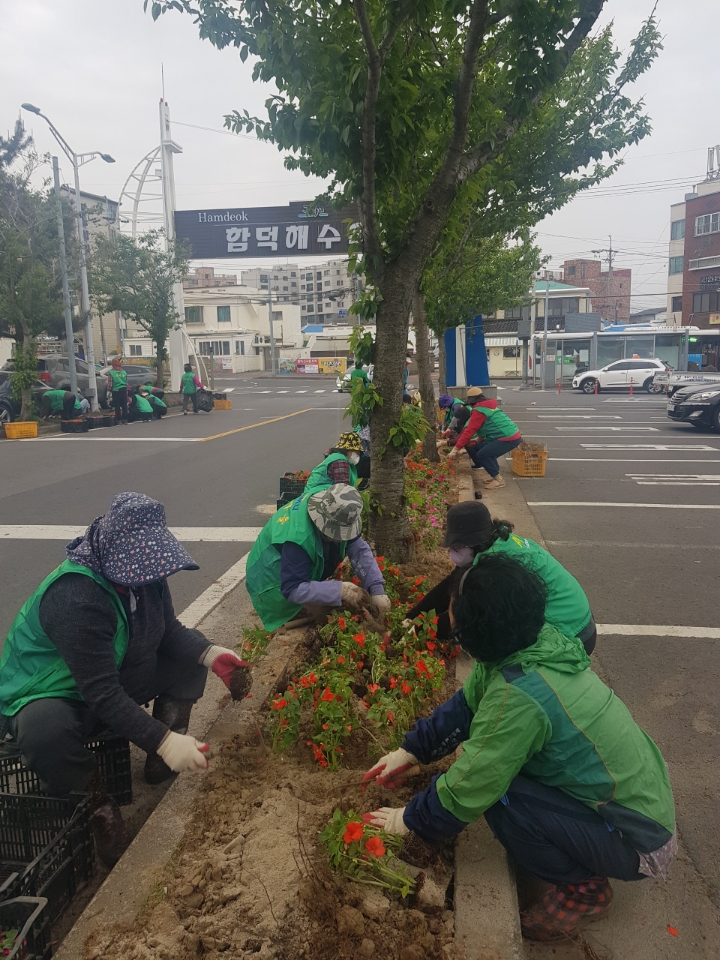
{"left": 1, "top": 355, "right": 108, "bottom": 407}
{"left": 666, "top": 382, "right": 720, "bottom": 432}
{"left": 572, "top": 358, "right": 669, "bottom": 394}
{"left": 99, "top": 364, "right": 157, "bottom": 390}
{"left": 0, "top": 372, "right": 50, "bottom": 423}
{"left": 336, "top": 365, "right": 374, "bottom": 392}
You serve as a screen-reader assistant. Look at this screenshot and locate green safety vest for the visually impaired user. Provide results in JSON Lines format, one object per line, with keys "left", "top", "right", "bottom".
{"left": 0, "top": 560, "right": 129, "bottom": 717}
{"left": 108, "top": 369, "right": 128, "bottom": 390}
{"left": 181, "top": 371, "right": 197, "bottom": 394}
{"left": 44, "top": 390, "right": 81, "bottom": 413}
{"left": 245, "top": 494, "right": 346, "bottom": 631}
{"left": 476, "top": 535, "right": 591, "bottom": 639}
{"left": 305, "top": 452, "right": 359, "bottom": 496}
{"left": 134, "top": 394, "right": 153, "bottom": 414}
{"left": 471, "top": 403, "right": 520, "bottom": 441}
{"left": 349, "top": 368, "right": 369, "bottom": 384}
{"left": 443, "top": 399, "right": 471, "bottom": 431}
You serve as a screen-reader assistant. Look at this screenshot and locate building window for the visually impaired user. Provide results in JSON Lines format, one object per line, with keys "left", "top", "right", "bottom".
{"left": 307, "top": 304, "right": 315, "bottom": 313}
{"left": 503, "top": 306, "right": 524, "bottom": 319}
{"left": 693, "top": 291, "right": 720, "bottom": 313}
{"left": 217, "top": 305, "right": 231, "bottom": 323}
{"left": 260, "top": 275, "right": 268, "bottom": 283}
{"left": 336, "top": 269, "right": 341, "bottom": 275}
{"left": 283, "top": 286, "right": 288, "bottom": 291}
{"left": 307, "top": 283, "right": 314, "bottom": 291}
{"left": 302, "top": 305, "right": 306, "bottom": 312}
{"left": 695, "top": 213, "right": 720, "bottom": 236}
{"left": 187, "top": 279, "right": 198, "bottom": 286}
{"left": 316, "top": 272, "right": 322, "bottom": 280}
{"left": 318, "top": 304, "right": 323, "bottom": 312}
{"left": 198, "top": 340, "right": 230, "bottom": 356}
{"left": 324, "top": 280, "right": 330, "bottom": 287}
{"left": 291, "top": 282, "right": 297, "bottom": 287}
{"left": 324, "top": 270, "right": 330, "bottom": 276}
{"left": 235, "top": 340, "right": 245, "bottom": 355}
{"left": 566, "top": 265, "right": 576, "bottom": 276}
{"left": 671, "top": 296, "right": 682, "bottom": 313}
{"left": 185, "top": 306, "right": 203, "bottom": 324}
{"left": 689, "top": 256, "right": 720, "bottom": 270}
{"left": 503, "top": 346, "right": 520, "bottom": 358}
{"left": 670, "top": 219, "right": 685, "bottom": 241}
{"left": 338, "top": 301, "right": 345, "bottom": 308}
{"left": 668, "top": 256, "right": 684, "bottom": 275}
{"left": 129, "top": 344, "right": 143, "bottom": 356}
{"left": 291, "top": 272, "right": 296, "bottom": 278}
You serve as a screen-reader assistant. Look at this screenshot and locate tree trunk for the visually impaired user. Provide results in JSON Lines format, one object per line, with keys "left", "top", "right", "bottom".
{"left": 155, "top": 339, "right": 165, "bottom": 388}
{"left": 19, "top": 325, "right": 34, "bottom": 421}
{"left": 438, "top": 334, "right": 447, "bottom": 393}
{"left": 412, "top": 290, "right": 439, "bottom": 462}
{"left": 368, "top": 280, "right": 414, "bottom": 561}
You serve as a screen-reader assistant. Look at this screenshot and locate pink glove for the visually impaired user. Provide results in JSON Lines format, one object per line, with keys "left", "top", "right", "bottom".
{"left": 361, "top": 748, "right": 418, "bottom": 788}
{"left": 202, "top": 645, "right": 251, "bottom": 689}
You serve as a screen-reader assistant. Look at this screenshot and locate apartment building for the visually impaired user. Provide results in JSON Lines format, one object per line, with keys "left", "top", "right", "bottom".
{"left": 241, "top": 259, "right": 360, "bottom": 323}
{"left": 666, "top": 146, "right": 720, "bottom": 330}
{"left": 184, "top": 266, "right": 238, "bottom": 288}
{"left": 562, "top": 259, "right": 632, "bottom": 323}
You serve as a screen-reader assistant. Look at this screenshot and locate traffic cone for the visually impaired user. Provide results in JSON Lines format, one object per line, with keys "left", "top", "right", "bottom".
{"left": 557, "top": 378, "right": 561, "bottom": 395}
{"left": 629, "top": 378, "right": 634, "bottom": 397}
{"left": 594, "top": 379, "right": 598, "bottom": 395}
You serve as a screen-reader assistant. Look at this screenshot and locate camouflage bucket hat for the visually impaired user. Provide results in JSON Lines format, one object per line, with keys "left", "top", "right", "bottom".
{"left": 335, "top": 432, "right": 363, "bottom": 453}
{"left": 307, "top": 484, "right": 363, "bottom": 542}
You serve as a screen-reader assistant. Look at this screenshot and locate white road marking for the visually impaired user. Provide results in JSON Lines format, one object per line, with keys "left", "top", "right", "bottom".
{"left": 314, "top": 389, "right": 326, "bottom": 393}
{"left": 601, "top": 398, "right": 663, "bottom": 403}
{"left": 537, "top": 415, "right": 622, "bottom": 420}
{"left": 180, "top": 554, "right": 249, "bottom": 629}
{"left": 597, "top": 624, "right": 720, "bottom": 639}
{"left": 0, "top": 525, "right": 262, "bottom": 541}
{"left": 295, "top": 390, "right": 307, "bottom": 393}
{"left": 19, "top": 437, "right": 200, "bottom": 442}
{"left": 554, "top": 426, "right": 659, "bottom": 432}
{"left": 276, "top": 390, "right": 288, "bottom": 394}
{"left": 547, "top": 540, "right": 720, "bottom": 550}
{"left": 528, "top": 501, "right": 720, "bottom": 510}
{"left": 581, "top": 444, "right": 717, "bottom": 450}
{"left": 254, "top": 390, "right": 272, "bottom": 394}
{"left": 526, "top": 407, "right": 596, "bottom": 411}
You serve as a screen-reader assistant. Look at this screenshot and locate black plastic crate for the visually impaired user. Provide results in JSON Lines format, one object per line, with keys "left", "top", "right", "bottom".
{"left": 0, "top": 795, "right": 94, "bottom": 925}
{"left": 279, "top": 474, "right": 307, "bottom": 498}
{"left": 0, "top": 896, "right": 51, "bottom": 960}
{"left": 0, "top": 737, "right": 132, "bottom": 807}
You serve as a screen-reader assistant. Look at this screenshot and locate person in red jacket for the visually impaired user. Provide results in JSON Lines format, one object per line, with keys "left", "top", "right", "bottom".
{"left": 447, "top": 387, "right": 522, "bottom": 489}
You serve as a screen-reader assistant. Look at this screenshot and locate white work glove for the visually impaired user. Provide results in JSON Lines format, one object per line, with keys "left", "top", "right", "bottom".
{"left": 202, "top": 644, "right": 251, "bottom": 691}
{"left": 156, "top": 731, "right": 210, "bottom": 774}
{"left": 371, "top": 593, "right": 391, "bottom": 616}
{"left": 362, "top": 747, "right": 418, "bottom": 788}
{"left": 362, "top": 806, "right": 409, "bottom": 836}
{"left": 341, "top": 581, "right": 369, "bottom": 609}
{"left": 447, "top": 447, "right": 459, "bottom": 459}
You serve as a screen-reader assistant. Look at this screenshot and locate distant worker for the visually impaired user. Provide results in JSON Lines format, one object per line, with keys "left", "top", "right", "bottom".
{"left": 246, "top": 485, "right": 390, "bottom": 631}
{"left": 106, "top": 357, "right": 128, "bottom": 425}
{"left": 438, "top": 394, "right": 472, "bottom": 434}
{"left": 305, "top": 433, "right": 362, "bottom": 495}
{"left": 447, "top": 386, "right": 522, "bottom": 489}
{"left": 349, "top": 361, "right": 370, "bottom": 387}
{"left": 128, "top": 388, "right": 154, "bottom": 422}
{"left": 180, "top": 363, "right": 205, "bottom": 415}
{"left": 42, "top": 389, "right": 88, "bottom": 420}
{"left": 139, "top": 386, "right": 167, "bottom": 419}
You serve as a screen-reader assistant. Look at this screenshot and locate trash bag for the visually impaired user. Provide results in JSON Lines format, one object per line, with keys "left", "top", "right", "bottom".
{"left": 197, "top": 389, "right": 214, "bottom": 413}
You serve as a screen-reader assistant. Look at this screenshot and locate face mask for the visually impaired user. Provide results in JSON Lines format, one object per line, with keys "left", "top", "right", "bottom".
{"left": 449, "top": 546, "right": 475, "bottom": 567}
{"left": 348, "top": 453, "right": 360, "bottom": 465}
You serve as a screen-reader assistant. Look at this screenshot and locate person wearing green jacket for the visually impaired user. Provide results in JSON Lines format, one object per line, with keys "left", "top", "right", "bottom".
{"left": 42, "top": 389, "right": 87, "bottom": 420}
{"left": 447, "top": 386, "right": 522, "bottom": 489}
{"left": 128, "top": 388, "right": 154, "bottom": 422}
{"left": 246, "top": 484, "right": 389, "bottom": 631}
{"left": 304, "top": 433, "right": 362, "bottom": 496}
{"left": 139, "top": 386, "right": 167, "bottom": 419}
{"left": 407, "top": 501, "right": 596, "bottom": 652}
{"left": 180, "top": 363, "right": 205, "bottom": 415}
{"left": 106, "top": 357, "right": 129, "bottom": 424}
{"left": 349, "top": 361, "right": 370, "bottom": 386}
{"left": 363, "top": 555, "right": 675, "bottom": 942}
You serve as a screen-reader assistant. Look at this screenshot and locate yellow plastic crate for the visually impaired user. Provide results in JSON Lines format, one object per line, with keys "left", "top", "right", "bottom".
{"left": 511, "top": 441, "right": 548, "bottom": 477}
{"left": 213, "top": 399, "right": 232, "bottom": 410}
{"left": 4, "top": 421, "right": 38, "bottom": 440}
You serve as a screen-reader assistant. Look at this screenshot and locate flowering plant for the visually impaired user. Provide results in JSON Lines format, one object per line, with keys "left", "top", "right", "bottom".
{"left": 404, "top": 452, "right": 453, "bottom": 550}
{"left": 319, "top": 808, "right": 415, "bottom": 898}
{"left": 0, "top": 929, "right": 18, "bottom": 957}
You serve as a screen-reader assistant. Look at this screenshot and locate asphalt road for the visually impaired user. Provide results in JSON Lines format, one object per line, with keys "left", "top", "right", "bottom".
{"left": 499, "top": 384, "right": 720, "bottom": 907}
{"left": 0, "top": 376, "right": 349, "bottom": 639}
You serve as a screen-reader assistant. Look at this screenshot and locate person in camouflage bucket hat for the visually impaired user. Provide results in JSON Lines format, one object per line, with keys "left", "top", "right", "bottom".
{"left": 307, "top": 484, "right": 363, "bottom": 541}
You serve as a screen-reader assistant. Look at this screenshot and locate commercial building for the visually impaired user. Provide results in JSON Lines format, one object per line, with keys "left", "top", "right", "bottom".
{"left": 666, "top": 146, "right": 720, "bottom": 336}
{"left": 240, "top": 259, "right": 360, "bottom": 323}
{"left": 183, "top": 266, "right": 238, "bottom": 288}
{"left": 562, "top": 258, "right": 632, "bottom": 323}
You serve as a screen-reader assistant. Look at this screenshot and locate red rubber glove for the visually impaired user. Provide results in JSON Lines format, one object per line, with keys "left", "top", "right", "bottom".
{"left": 202, "top": 645, "right": 251, "bottom": 689}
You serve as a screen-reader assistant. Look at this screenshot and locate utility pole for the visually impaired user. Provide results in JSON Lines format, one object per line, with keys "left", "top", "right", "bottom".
{"left": 52, "top": 157, "right": 78, "bottom": 396}
{"left": 267, "top": 284, "right": 277, "bottom": 377}
{"left": 542, "top": 273, "right": 550, "bottom": 391}
{"left": 592, "top": 235, "right": 617, "bottom": 323}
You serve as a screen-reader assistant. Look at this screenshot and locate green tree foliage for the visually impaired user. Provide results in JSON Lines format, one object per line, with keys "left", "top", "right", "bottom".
{"left": 90, "top": 231, "right": 189, "bottom": 387}
{"left": 147, "top": 0, "right": 661, "bottom": 558}
{"left": 0, "top": 123, "right": 66, "bottom": 419}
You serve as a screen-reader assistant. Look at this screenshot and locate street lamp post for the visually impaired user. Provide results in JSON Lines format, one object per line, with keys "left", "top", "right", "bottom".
{"left": 22, "top": 103, "right": 114, "bottom": 411}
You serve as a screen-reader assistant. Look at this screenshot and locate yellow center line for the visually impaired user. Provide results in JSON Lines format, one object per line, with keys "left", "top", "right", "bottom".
{"left": 197, "top": 407, "right": 315, "bottom": 442}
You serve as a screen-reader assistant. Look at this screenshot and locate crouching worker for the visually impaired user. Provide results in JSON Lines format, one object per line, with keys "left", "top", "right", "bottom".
{"left": 305, "top": 432, "right": 363, "bottom": 494}
{"left": 42, "top": 389, "right": 88, "bottom": 420}
{"left": 363, "top": 555, "right": 675, "bottom": 943}
{"left": 246, "top": 484, "right": 390, "bottom": 631}
{"left": 0, "top": 493, "right": 249, "bottom": 867}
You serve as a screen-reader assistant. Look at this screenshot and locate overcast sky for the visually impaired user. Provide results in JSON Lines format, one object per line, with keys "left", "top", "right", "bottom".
{"left": 2, "top": 0, "right": 717, "bottom": 310}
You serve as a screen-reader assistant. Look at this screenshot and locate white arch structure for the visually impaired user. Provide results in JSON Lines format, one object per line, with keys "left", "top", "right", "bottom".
{"left": 117, "top": 146, "right": 163, "bottom": 238}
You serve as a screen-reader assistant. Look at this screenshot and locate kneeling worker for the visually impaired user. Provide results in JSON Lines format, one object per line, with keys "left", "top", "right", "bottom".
{"left": 0, "top": 493, "right": 249, "bottom": 867}
{"left": 363, "top": 556, "right": 675, "bottom": 943}
{"left": 305, "top": 432, "right": 363, "bottom": 495}
{"left": 246, "top": 484, "right": 390, "bottom": 631}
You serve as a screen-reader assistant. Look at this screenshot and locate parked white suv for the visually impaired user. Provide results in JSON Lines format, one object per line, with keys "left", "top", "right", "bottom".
{"left": 572, "top": 358, "right": 668, "bottom": 394}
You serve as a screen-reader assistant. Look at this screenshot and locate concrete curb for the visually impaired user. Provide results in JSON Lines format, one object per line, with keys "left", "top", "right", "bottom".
{"left": 54, "top": 623, "right": 305, "bottom": 960}
{"left": 452, "top": 456, "right": 524, "bottom": 959}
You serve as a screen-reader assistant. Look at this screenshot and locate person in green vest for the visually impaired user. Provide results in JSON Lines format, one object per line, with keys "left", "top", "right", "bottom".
{"left": 246, "top": 484, "right": 390, "bottom": 631}
{"left": 128, "top": 387, "right": 154, "bottom": 422}
{"left": 106, "top": 356, "right": 129, "bottom": 424}
{"left": 42, "top": 389, "right": 88, "bottom": 420}
{"left": 180, "top": 363, "right": 205, "bottom": 415}
{"left": 447, "top": 386, "right": 522, "bottom": 489}
{"left": 139, "top": 386, "right": 167, "bottom": 419}
{"left": 304, "top": 432, "right": 362, "bottom": 495}
{"left": 363, "top": 555, "right": 675, "bottom": 943}
{"left": 406, "top": 501, "right": 596, "bottom": 653}
{"left": 349, "top": 360, "right": 370, "bottom": 386}
{"left": 0, "top": 493, "right": 250, "bottom": 866}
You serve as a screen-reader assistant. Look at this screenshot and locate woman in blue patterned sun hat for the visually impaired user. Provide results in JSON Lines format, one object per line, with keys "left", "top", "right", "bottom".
{"left": 0, "top": 493, "right": 250, "bottom": 868}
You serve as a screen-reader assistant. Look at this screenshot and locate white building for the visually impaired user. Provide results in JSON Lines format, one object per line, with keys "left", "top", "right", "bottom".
{"left": 240, "top": 259, "right": 360, "bottom": 323}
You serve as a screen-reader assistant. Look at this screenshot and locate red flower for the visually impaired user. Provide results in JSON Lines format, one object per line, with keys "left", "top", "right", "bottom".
{"left": 337, "top": 617, "right": 347, "bottom": 630}
{"left": 428, "top": 630, "right": 437, "bottom": 640}
{"left": 426, "top": 641, "right": 437, "bottom": 651}
{"left": 322, "top": 723, "right": 329, "bottom": 730}
{"left": 387, "top": 711, "right": 395, "bottom": 724}
{"left": 271, "top": 697, "right": 287, "bottom": 711}
{"left": 415, "top": 659, "right": 429, "bottom": 674}
{"left": 321, "top": 687, "right": 335, "bottom": 702}
{"left": 367, "top": 683, "right": 380, "bottom": 694}
{"left": 343, "top": 821, "right": 364, "bottom": 845}
{"left": 431, "top": 616, "right": 439, "bottom": 625}
{"left": 365, "top": 836, "right": 386, "bottom": 858}
{"left": 337, "top": 655, "right": 346, "bottom": 664}
{"left": 414, "top": 576, "right": 425, "bottom": 586}
{"left": 353, "top": 633, "right": 366, "bottom": 648}
{"left": 401, "top": 681, "right": 412, "bottom": 695}
{"left": 389, "top": 677, "right": 398, "bottom": 689}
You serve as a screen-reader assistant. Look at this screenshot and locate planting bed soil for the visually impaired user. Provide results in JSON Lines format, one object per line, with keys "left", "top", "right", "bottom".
{"left": 85, "top": 456, "right": 464, "bottom": 960}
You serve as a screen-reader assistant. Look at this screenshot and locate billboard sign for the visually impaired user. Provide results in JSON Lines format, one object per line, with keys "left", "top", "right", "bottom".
{"left": 296, "top": 358, "right": 319, "bottom": 374}
{"left": 174, "top": 201, "right": 358, "bottom": 260}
